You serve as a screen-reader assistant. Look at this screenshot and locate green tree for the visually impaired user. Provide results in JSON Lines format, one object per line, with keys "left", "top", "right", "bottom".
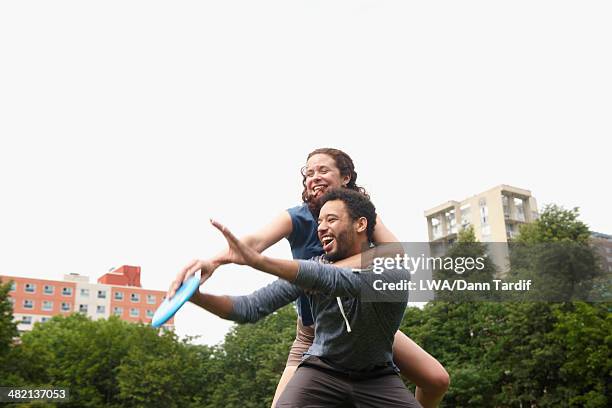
{"left": 116, "top": 337, "right": 216, "bottom": 407}
{"left": 549, "top": 302, "right": 611, "bottom": 407}
{"left": 496, "top": 205, "right": 608, "bottom": 406}
{"left": 10, "top": 314, "right": 218, "bottom": 407}
{"left": 401, "top": 302, "right": 508, "bottom": 406}
{"left": 4, "top": 301, "right": 297, "bottom": 407}
{"left": 510, "top": 205, "right": 605, "bottom": 301}
{"left": 516, "top": 205, "right": 591, "bottom": 244}
{"left": 0, "top": 280, "right": 20, "bottom": 384}
{"left": 205, "top": 304, "right": 297, "bottom": 408}
{"left": 433, "top": 226, "right": 498, "bottom": 302}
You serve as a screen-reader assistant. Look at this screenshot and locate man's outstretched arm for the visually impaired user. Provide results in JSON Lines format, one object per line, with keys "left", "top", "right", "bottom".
{"left": 189, "top": 292, "right": 234, "bottom": 319}
{"left": 190, "top": 278, "right": 302, "bottom": 323}
{"left": 210, "top": 219, "right": 369, "bottom": 298}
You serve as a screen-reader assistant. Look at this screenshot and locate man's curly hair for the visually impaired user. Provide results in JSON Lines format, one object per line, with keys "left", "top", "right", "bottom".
{"left": 316, "top": 188, "right": 377, "bottom": 243}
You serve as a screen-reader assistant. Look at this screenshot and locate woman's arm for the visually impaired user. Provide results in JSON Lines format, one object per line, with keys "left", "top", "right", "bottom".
{"left": 333, "top": 215, "right": 403, "bottom": 269}
{"left": 372, "top": 214, "right": 400, "bottom": 242}
{"left": 167, "top": 211, "right": 293, "bottom": 298}
{"left": 230, "top": 211, "right": 294, "bottom": 254}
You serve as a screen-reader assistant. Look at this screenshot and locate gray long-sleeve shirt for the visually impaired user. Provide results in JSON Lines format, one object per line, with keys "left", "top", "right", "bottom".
{"left": 228, "top": 259, "right": 409, "bottom": 372}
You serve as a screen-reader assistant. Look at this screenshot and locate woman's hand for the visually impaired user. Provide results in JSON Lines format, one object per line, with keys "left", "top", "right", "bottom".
{"left": 167, "top": 258, "right": 218, "bottom": 299}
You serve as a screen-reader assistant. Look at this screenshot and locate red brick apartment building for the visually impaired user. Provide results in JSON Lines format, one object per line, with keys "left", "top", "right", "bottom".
{"left": 1, "top": 265, "right": 174, "bottom": 332}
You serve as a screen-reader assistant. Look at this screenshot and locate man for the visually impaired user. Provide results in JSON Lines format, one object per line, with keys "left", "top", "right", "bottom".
{"left": 191, "top": 189, "right": 419, "bottom": 407}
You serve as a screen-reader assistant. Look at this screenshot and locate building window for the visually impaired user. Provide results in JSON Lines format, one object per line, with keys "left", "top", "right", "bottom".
{"left": 113, "top": 307, "right": 123, "bottom": 316}
{"left": 114, "top": 291, "right": 124, "bottom": 301}
{"left": 514, "top": 198, "right": 525, "bottom": 222}
{"left": 10, "top": 282, "right": 16, "bottom": 292}
{"left": 460, "top": 204, "right": 471, "bottom": 228}
{"left": 41, "top": 317, "right": 50, "bottom": 323}
{"left": 79, "top": 304, "right": 88, "bottom": 313}
{"left": 62, "top": 287, "right": 73, "bottom": 296}
{"left": 21, "top": 316, "right": 32, "bottom": 325}
{"left": 146, "top": 309, "right": 154, "bottom": 318}
{"left": 502, "top": 195, "right": 510, "bottom": 218}
{"left": 61, "top": 302, "right": 71, "bottom": 312}
{"left": 146, "top": 295, "right": 156, "bottom": 304}
{"left": 96, "top": 305, "right": 106, "bottom": 314}
{"left": 44, "top": 285, "right": 54, "bottom": 295}
{"left": 130, "top": 293, "right": 140, "bottom": 303}
{"left": 506, "top": 222, "right": 517, "bottom": 239}
{"left": 445, "top": 209, "right": 457, "bottom": 234}
{"left": 431, "top": 216, "right": 442, "bottom": 239}
{"left": 25, "top": 283, "right": 36, "bottom": 293}
{"left": 130, "top": 308, "right": 139, "bottom": 317}
{"left": 481, "top": 224, "right": 491, "bottom": 236}
{"left": 23, "top": 299, "right": 34, "bottom": 309}
{"left": 42, "top": 301, "right": 53, "bottom": 311}
{"left": 80, "top": 288, "right": 89, "bottom": 297}
{"left": 97, "top": 290, "right": 106, "bottom": 299}
{"left": 479, "top": 198, "right": 488, "bottom": 225}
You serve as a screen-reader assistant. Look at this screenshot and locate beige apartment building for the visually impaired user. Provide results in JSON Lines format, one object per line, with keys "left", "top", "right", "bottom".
{"left": 424, "top": 185, "right": 538, "bottom": 274}
{"left": 425, "top": 185, "right": 538, "bottom": 243}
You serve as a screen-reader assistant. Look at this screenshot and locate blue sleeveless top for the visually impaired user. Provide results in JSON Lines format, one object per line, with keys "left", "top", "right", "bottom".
{"left": 286, "top": 204, "right": 324, "bottom": 326}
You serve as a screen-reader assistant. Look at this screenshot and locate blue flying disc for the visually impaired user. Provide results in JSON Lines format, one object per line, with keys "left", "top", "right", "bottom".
{"left": 152, "top": 276, "right": 200, "bottom": 328}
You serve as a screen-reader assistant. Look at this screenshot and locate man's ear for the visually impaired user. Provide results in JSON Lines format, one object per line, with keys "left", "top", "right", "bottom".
{"left": 355, "top": 217, "right": 368, "bottom": 234}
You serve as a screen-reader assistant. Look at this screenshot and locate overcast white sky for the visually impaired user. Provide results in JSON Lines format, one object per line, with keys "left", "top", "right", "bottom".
{"left": 1, "top": 1, "right": 610, "bottom": 345}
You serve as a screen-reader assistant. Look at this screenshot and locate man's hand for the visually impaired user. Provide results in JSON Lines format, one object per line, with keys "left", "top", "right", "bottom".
{"left": 167, "top": 258, "right": 218, "bottom": 299}
{"left": 210, "top": 219, "right": 263, "bottom": 268}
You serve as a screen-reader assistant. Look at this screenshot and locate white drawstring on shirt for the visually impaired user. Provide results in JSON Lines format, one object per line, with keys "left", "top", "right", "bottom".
{"left": 336, "top": 297, "right": 352, "bottom": 333}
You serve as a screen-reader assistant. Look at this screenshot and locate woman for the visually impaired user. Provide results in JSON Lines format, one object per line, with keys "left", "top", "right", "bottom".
{"left": 169, "top": 148, "right": 449, "bottom": 408}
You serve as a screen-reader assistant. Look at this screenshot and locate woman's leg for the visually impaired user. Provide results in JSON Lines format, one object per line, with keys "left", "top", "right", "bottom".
{"left": 272, "top": 318, "right": 314, "bottom": 407}
{"left": 393, "top": 331, "right": 450, "bottom": 408}
{"left": 271, "top": 365, "right": 297, "bottom": 408}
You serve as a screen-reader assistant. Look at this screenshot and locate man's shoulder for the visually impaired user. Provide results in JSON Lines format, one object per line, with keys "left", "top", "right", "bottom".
{"left": 306, "top": 256, "right": 373, "bottom": 272}
{"left": 308, "top": 255, "right": 331, "bottom": 264}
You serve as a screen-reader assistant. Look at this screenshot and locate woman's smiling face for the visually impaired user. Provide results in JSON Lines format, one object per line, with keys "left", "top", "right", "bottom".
{"left": 303, "top": 154, "right": 350, "bottom": 201}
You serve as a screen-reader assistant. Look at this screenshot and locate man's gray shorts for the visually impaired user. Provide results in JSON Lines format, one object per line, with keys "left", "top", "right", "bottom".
{"left": 275, "top": 356, "right": 421, "bottom": 408}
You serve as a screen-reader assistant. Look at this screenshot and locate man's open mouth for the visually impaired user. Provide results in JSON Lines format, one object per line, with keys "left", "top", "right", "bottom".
{"left": 321, "top": 235, "right": 335, "bottom": 252}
